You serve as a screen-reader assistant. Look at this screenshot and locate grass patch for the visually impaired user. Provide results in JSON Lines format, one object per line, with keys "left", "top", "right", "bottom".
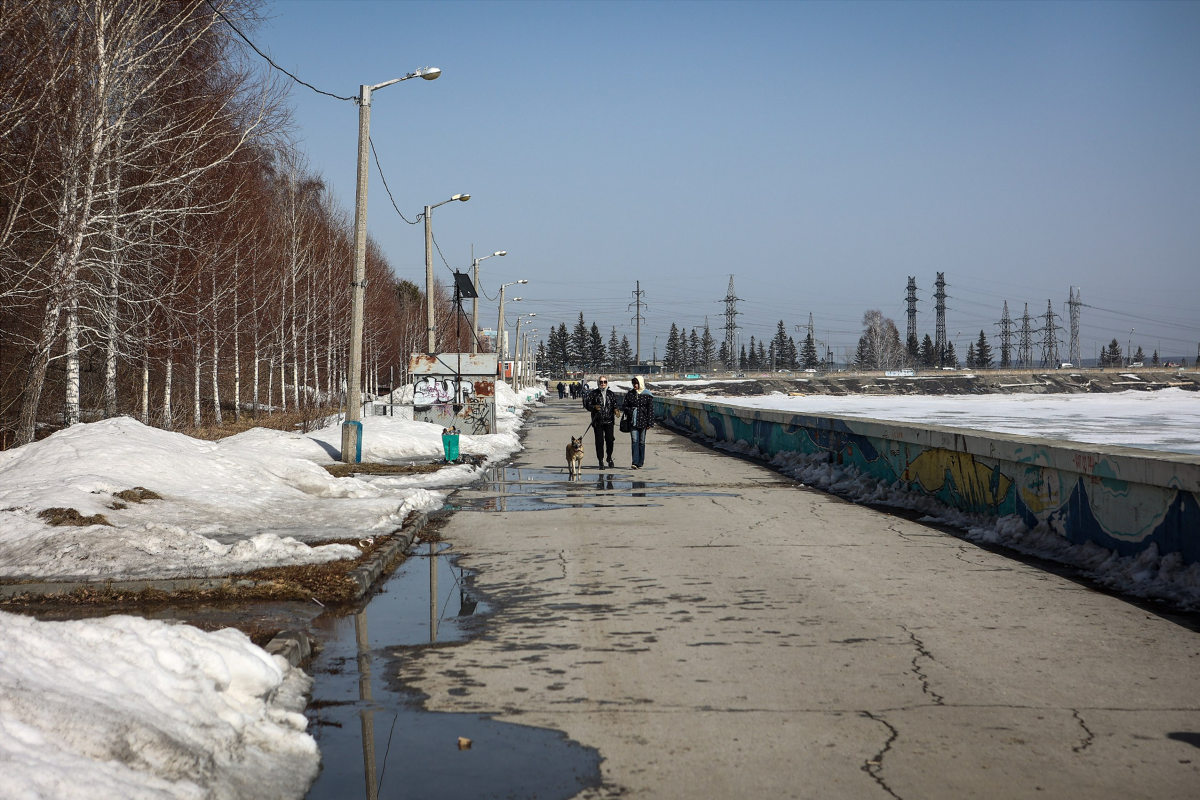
{"left": 37, "top": 507, "right": 111, "bottom": 527}
{"left": 323, "top": 462, "right": 444, "bottom": 478}
{"left": 114, "top": 487, "right": 161, "bottom": 503}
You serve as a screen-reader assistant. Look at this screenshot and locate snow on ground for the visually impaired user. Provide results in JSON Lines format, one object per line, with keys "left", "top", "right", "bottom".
{"left": 0, "top": 610, "right": 318, "bottom": 800}
{"left": 680, "top": 388, "right": 1200, "bottom": 455}
{"left": 0, "top": 381, "right": 541, "bottom": 581}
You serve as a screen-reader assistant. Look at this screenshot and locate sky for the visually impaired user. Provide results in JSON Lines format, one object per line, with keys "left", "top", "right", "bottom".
{"left": 255, "top": 0, "right": 1200, "bottom": 364}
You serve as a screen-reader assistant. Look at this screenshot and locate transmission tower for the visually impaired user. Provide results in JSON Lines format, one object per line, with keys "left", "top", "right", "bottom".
{"left": 905, "top": 277, "right": 919, "bottom": 348}
{"left": 722, "top": 275, "right": 741, "bottom": 368}
{"left": 628, "top": 281, "right": 647, "bottom": 365}
{"left": 1017, "top": 303, "right": 1034, "bottom": 368}
{"left": 1038, "top": 299, "right": 1063, "bottom": 367}
{"left": 933, "top": 272, "right": 948, "bottom": 366}
{"left": 995, "top": 301, "right": 1015, "bottom": 369}
{"left": 1067, "top": 287, "right": 1082, "bottom": 366}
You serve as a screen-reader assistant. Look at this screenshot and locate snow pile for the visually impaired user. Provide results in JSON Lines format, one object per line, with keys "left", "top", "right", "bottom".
{"left": 0, "top": 611, "right": 318, "bottom": 799}
{"left": 761, "top": 448, "right": 1200, "bottom": 609}
{"left": 0, "top": 385, "right": 539, "bottom": 580}
{"left": 682, "top": 388, "right": 1200, "bottom": 455}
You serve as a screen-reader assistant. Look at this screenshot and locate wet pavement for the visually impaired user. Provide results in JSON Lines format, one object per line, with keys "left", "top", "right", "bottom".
{"left": 381, "top": 398, "right": 1200, "bottom": 800}
{"left": 303, "top": 542, "right": 601, "bottom": 799}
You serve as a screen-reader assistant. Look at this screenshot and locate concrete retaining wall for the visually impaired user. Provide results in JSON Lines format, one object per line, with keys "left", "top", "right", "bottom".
{"left": 656, "top": 397, "right": 1200, "bottom": 564}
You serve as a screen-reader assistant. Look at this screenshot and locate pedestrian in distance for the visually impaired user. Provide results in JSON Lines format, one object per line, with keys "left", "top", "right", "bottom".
{"left": 623, "top": 376, "right": 654, "bottom": 469}
{"left": 583, "top": 375, "right": 620, "bottom": 468}
{"left": 557, "top": 381, "right": 566, "bottom": 399}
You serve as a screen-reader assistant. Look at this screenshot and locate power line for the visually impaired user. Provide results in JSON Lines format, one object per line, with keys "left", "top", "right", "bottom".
{"left": 369, "top": 137, "right": 420, "bottom": 225}
{"left": 204, "top": 0, "right": 355, "bottom": 102}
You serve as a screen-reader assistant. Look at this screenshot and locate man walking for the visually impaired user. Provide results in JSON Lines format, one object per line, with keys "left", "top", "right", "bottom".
{"left": 583, "top": 375, "right": 619, "bottom": 468}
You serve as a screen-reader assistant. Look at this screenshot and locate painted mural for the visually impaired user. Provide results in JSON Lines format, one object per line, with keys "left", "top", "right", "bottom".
{"left": 657, "top": 398, "right": 1200, "bottom": 565}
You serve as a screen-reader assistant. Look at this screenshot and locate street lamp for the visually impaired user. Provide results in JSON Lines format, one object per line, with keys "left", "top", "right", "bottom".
{"left": 470, "top": 249, "right": 506, "bottom": 354}
{"left": 343, "top": 65, "right": 440, "bottom": 464}
{"left": 495, "top": 280, "right": 526, "bottom": 363}
{"left": 423, "top": 193, "right": 470, "bottom": 353}
{"left": 1128, "top": 328, "right": 1134, "bottom": 367}
{"left": 514, "top": 314, "right": 537, "bottom": 389}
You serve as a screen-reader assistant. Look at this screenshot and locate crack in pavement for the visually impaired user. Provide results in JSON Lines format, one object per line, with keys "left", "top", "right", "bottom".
{"left": 1071, "top": 708, "right": 1096, "bottom": 753}
{"left": 899, "top": 625, "right": 945, "bottom": 705}
{"left": 860, "top": 710, "right": 903, "bottom": 799}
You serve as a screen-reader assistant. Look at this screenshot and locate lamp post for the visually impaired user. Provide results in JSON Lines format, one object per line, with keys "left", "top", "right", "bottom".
{"left": 423, "top": 193, "right": 470, "bottom": 353}
{"left": 470, "top": 249, "right": 506, "bottom": 354}
{"left": 343, "top": 66, "right": 440, "bottom": 464}
{"left": 1127, "top": 328, "right": 1134, "bottom": 367}
{"left": 495, "top": 280, "right": 526, "bottom": 365}
{"left": 513, "top": 314, "right": 536, "bottom": 389}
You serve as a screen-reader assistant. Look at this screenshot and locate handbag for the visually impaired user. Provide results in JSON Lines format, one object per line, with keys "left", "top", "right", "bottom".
{"left": 619, "top": 414, "right": 632, "bottom": 433}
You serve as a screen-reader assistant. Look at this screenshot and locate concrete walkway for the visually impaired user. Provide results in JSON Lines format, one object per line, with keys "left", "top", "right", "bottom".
{"left": 398, "top": 400, "right": 1200, "bottom": 799}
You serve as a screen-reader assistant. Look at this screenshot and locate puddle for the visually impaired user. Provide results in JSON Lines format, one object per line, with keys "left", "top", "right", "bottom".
{"left": 304, "top": 543, "right": 601, "bottom": 799}
{"left": 451, "top": 466, "right": 737, "bottom": 510}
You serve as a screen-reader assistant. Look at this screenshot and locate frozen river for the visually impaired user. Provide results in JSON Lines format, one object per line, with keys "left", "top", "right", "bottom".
{"left": 679, "top": 388, "right": 1200, "bottom": 455}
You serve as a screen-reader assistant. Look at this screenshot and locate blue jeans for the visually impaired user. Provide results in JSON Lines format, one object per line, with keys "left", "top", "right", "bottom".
{"left": 630, "top": 428, "right": 647, "bottom": 467}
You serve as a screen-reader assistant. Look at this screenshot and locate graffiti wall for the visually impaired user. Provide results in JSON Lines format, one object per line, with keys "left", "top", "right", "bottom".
{"left": 656, "top": 397, "right": 1200, "bottom": 564}
{"left": 410, "top": 353, "right": 498, "bottom": 435}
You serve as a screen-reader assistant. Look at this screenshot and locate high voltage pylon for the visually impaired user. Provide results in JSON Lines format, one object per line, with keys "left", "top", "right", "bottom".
{"left": 628, "top": 281, "right": 647, "bottom": 365}
{"left": 995, "top": 301, "right": 1014, "bottom": 369}
{"left": 1067, "top": 287, "right": 1082, "bottom": 367}
{"left": 933, "top": 272, "right": 948, "bottom": 367}
{"left": 722, "top": 275, "right": 741, "bottom": 368}
{"left": 1018, "top": 303, "right": 1034, "bottom": 368}
{"left": 1038, "top": 299, "right": 1064, "bottom": 367}
{"left": 905, "top": 277, "right": 919, "bottom": 349}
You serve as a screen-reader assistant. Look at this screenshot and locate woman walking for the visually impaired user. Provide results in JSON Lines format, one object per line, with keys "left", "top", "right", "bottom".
{"left": 623, "top": 376, "right": 655, "bottom": 469}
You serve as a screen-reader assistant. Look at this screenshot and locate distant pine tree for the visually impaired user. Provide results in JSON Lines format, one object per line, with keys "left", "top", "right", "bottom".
{"left": 747, "top": 336, "right": 758, "bottom": 369}
{"left": 907, "top": 332, "right": 920, "bottom": 365}
{"left": 1152, "top": 349, "right": 1160, "bottom": 367}
{"left": 589, "top": 323, "right": 605, "bottom": 370}
{"left": 701, "top": 323, "right": 716, "bottom": 370}
{"left": 1133, "top": 346, "right": 1145, "bottom": 364}
{"left": 689, "top": 328, "right": 702, "bottom": 371}
{"left": 570, "top": 314, "right": 589, "bottom": 370}
{"left": 619, "top": 335, "right": 633, "bottom": 370}
{"left": 919, "top": 334, "right": 935, "bottom": 368}
{"left": 966, "top": 342, "right": 977, "bottom": 369}
{"left": 739, "top": 344, "right": 747, "bottom": 369}
{"left": 944, "top": 341, "right": 958, "bottom": 368}
{"left": 801, "top": 332, "right": 819, "bottom": 369}
{"left": 975, "top": 330, "right": 993, "bottom": 369}
{"left": 607, "top": 327, "right": 621, "bottom": 371}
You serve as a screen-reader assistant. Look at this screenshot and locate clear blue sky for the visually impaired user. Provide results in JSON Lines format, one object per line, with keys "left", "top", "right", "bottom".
{"left": 258, "top": 0, "right": 1200, "bottom": 363}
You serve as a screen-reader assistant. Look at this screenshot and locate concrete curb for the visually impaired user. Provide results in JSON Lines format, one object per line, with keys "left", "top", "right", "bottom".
{"left": 345, "top": 511, "right": 429, "bottom": 597}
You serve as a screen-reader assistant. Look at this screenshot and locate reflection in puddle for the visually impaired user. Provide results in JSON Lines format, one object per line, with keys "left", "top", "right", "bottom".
{"left": 446, "top": 466, "right": 736, "bottom": 511}
{"left": 305, "top": 546, "right": 600, "bottom": 799}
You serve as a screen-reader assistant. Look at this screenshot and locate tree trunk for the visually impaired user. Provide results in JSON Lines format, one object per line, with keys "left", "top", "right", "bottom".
{"left": 141, "top": 351, "right": 149, "bottom": 424}
{"left": 163, "top": 356, "right": 173, "bottom": 430}
{"left": 192, "top": 343, "right": 201, "bottom": 428}
{"left": 65, "top": 292, "right": 80, "bottom": 427}
{"left": 211, "top": 270, "right": 222, "bottom": 425}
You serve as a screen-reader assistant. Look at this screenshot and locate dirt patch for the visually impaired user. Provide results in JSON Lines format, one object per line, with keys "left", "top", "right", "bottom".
{"left": 114, "top": 487, "right": 162, "bottom": 503}
{"left": 37, "top": 507, "right": 111, "bottom": 527}
{"left": 1, "top": 529, "right": 410, "bottom": 609}
{"left": 323, "top": 462, "right": 444, "bottom": 478}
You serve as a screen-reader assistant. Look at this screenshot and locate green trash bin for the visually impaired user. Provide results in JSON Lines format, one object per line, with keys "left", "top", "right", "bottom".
{"left": 442, "top": 433, "right": 460, "bottom": 462}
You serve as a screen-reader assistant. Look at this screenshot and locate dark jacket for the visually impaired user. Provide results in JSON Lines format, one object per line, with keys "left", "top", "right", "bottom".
{"left": 623, "top": 390, "right": 654, "bottom": 430}
{"left": 584, "top": 387, "right": 620, "bottom": 425}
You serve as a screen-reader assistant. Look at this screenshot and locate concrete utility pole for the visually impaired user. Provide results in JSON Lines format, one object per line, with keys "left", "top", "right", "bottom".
{"left": 495, "top": 280, "right": 526, "bottom": 365}
{"left": 470, "top": 248, "right": 506, "bottom": 354}
{"left": 423, "top": 193, "right": 470, "bottom": 353}
{"left": 342, "top": 66, "right": 440, "bottom": 464}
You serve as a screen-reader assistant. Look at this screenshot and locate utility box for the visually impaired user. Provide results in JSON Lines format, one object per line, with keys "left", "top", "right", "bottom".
{"left": 409, "top": 353, "right": 498, "bottom": 435}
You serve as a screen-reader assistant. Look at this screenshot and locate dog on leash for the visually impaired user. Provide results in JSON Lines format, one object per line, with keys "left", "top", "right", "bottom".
{"left": 566, "top": 436, "right": 585, "bottom": 478}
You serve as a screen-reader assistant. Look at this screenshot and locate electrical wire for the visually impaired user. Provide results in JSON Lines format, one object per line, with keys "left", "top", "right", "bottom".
{"left": 204, "top": 0, "right": 355, "bottom": 102}
{"left": 369, "top": 137, "right": 421, "bottom": 225}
